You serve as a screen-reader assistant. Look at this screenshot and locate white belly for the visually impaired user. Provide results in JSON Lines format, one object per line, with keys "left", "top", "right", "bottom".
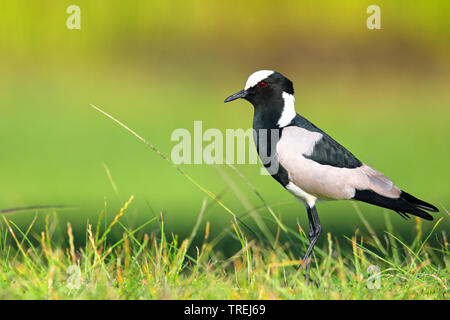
{"left": 285, "top": 181, "right": 318, "bottom": 208}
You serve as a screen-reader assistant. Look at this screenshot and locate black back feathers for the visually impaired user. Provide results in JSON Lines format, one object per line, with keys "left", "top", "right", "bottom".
{"left": 304, "top": 133, "right": 362, "bottom": 169}
{"left": 289, "top": 115, "right": 363, "bottom": 169}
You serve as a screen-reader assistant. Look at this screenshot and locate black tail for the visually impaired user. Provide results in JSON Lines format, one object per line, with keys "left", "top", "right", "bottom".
{"left": 353, "top": 189, "right": 438, "bottom": 221}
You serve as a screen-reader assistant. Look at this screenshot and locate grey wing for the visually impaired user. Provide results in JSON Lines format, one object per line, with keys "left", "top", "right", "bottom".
{"left": 290, "top": 114, "right": 362, "bottom": 169}
{"left": 304, "top": 133, "right": 362, "bottom": 169}
{"left": 301, "top": 131, "right": 400, "bottom": 198}
{"left": 278, "top": 122, "right": 399, "bottom": 201}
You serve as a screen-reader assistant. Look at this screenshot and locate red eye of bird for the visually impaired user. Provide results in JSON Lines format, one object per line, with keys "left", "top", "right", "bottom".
{"left": 257, "top": 81, "right": 267, "bottom": 88}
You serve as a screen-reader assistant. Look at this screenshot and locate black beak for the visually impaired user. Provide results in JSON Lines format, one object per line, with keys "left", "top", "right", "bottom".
{"left": 224, "top": 89, "right": 247, "bottom": 103}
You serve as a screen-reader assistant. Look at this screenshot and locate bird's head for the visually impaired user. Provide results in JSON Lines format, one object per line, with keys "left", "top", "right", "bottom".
{"left": 224, "top": 70, "right": 296, "bottom": 127}
{"left": 224, "top": 70, "right": 294, "bottom": 106}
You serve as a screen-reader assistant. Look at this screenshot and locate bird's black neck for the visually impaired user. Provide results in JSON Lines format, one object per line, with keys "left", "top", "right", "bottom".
{"left": 252, "top": 103, "right": 284, "bottom": 131}
{"left": 251, "top": 106, "right": 290, "bottom": 187}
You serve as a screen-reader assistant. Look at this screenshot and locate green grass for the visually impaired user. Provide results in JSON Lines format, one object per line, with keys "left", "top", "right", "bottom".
{"left": 0, "top": 195, "right": 448, "bottom": 299}
{"left": 0, "top": 78, "right": 448, "bottom": 300}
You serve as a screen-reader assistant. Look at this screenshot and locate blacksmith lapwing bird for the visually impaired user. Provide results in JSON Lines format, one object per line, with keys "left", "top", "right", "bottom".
{"left": 224, "top": 70, "right": 439, "bottom": 282}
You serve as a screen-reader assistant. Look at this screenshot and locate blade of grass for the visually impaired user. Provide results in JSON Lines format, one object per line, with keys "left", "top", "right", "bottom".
{"left": 215, "top": 166, "right": 274, "bottom": 246}
{"left": 90, "top": 103, "right": 237, "bottom": 219}
{"left": 98, "top": 195, "right": 134, "bottom": 245}
{"left": 225, "top": 162, "right": 287, "bottom": 232}
{"left": 352, "top": 202, "right": 388, "bottom": 256}
{"left": 384, "top": 231, "right": 429, "bottom": 270}
{"left": 0, "top": 205, "right": 75, "bottom": 215}
{"left": 102, "top": 162, "right": 120, "bottom": 200}
{"left": 384, "top": 211, "right": 400, "bottom": 265}
{"left": 415, "top": 217, "right": 444, "bottom": 257}
{"left": 186, "top": 198, "right": 207, "bottom": 251}
{"left": 344, "top": 235, "right": 403, "bottom": 272}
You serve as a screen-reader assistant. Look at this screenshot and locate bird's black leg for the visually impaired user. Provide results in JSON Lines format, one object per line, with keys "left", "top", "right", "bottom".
{"left": 300, "top": 205, "right": 322, "bottom": 284}
{"left": 303, "top": 206, "right": 315, "bottom": 284}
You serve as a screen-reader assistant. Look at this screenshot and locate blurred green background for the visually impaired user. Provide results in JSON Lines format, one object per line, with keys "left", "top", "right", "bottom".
{"left": 0, "top": 1, "right": 449, "bottom": 247}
